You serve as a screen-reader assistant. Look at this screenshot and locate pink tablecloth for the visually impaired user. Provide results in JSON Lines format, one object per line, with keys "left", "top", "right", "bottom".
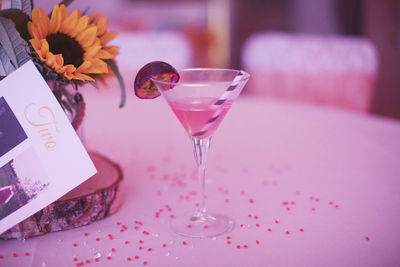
{"left": 1, "top": 87, "right": 400, "bottom": 267}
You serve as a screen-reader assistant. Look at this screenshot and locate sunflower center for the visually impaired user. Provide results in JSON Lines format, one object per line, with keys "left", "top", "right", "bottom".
{"left": 46, "top": 33, "right": 84, "bottom": 68}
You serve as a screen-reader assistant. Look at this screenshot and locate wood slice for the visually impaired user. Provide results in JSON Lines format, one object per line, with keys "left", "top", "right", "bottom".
{"left": 0, "top": 152, "right": 123, "bottom": 240}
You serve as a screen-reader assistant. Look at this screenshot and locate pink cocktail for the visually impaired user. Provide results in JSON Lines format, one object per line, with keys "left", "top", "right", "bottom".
{"left": 169, "top": 97, "right": 233, "bottom": 139}
{"left": 152, "top": 68, "right": 250, "bottom": 238}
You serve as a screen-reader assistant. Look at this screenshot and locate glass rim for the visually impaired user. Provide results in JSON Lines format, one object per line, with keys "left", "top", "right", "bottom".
{"left": 150, "top": 68, "right": 250, "bottom": 86}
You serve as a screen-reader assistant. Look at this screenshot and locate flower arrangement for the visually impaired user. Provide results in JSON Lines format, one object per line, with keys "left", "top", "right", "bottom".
{"left": 0, "top": 0, "right": 125, "bottom": 128}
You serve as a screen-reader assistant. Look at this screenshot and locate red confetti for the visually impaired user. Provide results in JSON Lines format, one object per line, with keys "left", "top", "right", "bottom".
{"left": 366, "top": 237, "right": 370, "bottom": 241}
{"left": 248, "top": 214, "right": 252, "bottom": 218}
{"left": 116, "top": 222, "right": 121, "bottom": 225}
{"left": 227, "top": 241, "right": 231, "bottom": 245}
{"left": 256, "top": 224, "right": 260, "bottom": 227}
{"left": 162, "top": 244, "right": 167, "bottom": 247}
{"left": 143, "top": 231, "right": 150, "bottom": 235}
{"left": 240, "top": 224, "right": 244, "bottom": 228}
{"left": 249, "top": 199, "right": 255, "bottom": 203}
{"left": 226, "top": 236, "right": 231, "bottom": 239}
{"left": 73, "top": 258, "right": 78, "bottom": 262}
{"left": 256, "top": 240, "right": 260, "bottom": 244}
{"left": 73, "top": 243, "right": 78, "bottom": 247}
{"left": 187, "top": 224, "right": 192, "bottom": 228}
{"left": 139, "top": 240, "right": 144, "bottom": 244}
{"left": 282, "top": 201, "right": 289, "bottom": 206}
{"left": 0, "top": 256, "right": 3, "bottom": 259}
{"left": 267, "top": 228, "right": 272, "bottom": 232}
{"left": 95, "top": 258, "right": 100, "bottom": 262}
{"left": 13, "top": 253, "right": 18, "bottom": 257}
{"left": 96, "top": 237, "right": 100, "bottom": 241}
{"left": 182, "top": 241, "right": 187, "bottom": 246}
{"left": 335, "top": 205, "right": 339, "bottom": 208}
{"left": 107, "top": 256, "right": 112, "bottom": 260}
{"left": 135, "top": 221, "right": 143, "bottom": 225}
{"left": 86, "top": 260, "right": 91, "bottom": 264}
{"left": 84, "top": 232, "right": 89, "bottom": 237}
{"left": 120, "top": 229, "right": 125, "bottom": 232}
{"left": 127, "top": 257, "right": 132, "bottom": 261}
{"left": 300, "top": 228, "right": 304, "bottom": 232}
{"left": 143, "top": 261, "right": 148, "bottom": 265}
{"left": 148, "top": 248, "right": 152, "bottom": 252}
{"left": 254, "top": 216, "right": 259, "bottom": 220}
{"left": 135, "top": 256, "right": 140, "bottom": 259}
{"left": 125, "top": 241, "right": 129, "bottom": 244}
{"left": 111, "top": 248, "right": 116, "bottom": 252}
{"left": 286, "top": 207, "right": 290, "bottom": 211}
{"left": 204, "top": 225, "right": 209, "bottom": 229}
{"left": 312, "top": 207, "right": 316, "bottom": 211}
{"left": 286, "top": 231, "right": 290, "bottom": 235}
{"left": 138, "top": 246, "right": 143, "bottom": 250}
{"left": 134, "top": 226, "right": 140, "bottom": 230}
{"left": 244, "top": 245, "right": 248, "bottom": 248}
{"left": 25, "top": 252, "right": 30, "bottom": 256}
{"left": 275, "top": 220, "right": 279, "bottom": 224}
{"left": 170, "top": 214, "right": 175, "bottom": 219}
{"left": 236, "top": 245, "right": 241, "bottom": 249}
{"left": 122, "top": 225, "right": 128, "bottom": 230}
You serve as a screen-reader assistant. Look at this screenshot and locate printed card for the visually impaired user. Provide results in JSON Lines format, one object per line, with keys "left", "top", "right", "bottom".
{"left": 0, "top": 61, "right": 97, "bottom": 234}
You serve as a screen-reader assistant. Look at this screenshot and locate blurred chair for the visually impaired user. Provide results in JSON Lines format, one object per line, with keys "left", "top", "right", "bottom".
{"left": 242, "top": 32, "right": 379, "bottom": 112}
{"left": 113, "top": 30, "right": 193, "bottom": 86}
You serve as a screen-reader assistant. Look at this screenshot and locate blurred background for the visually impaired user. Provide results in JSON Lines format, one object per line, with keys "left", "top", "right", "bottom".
{"left": 4, "top": 0, "right": 400, "bottom": 119}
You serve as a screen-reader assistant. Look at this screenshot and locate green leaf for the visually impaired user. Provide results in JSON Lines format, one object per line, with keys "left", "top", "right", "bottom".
{"left": 105, "top": 59, "right": 126, "bottom": 108}
{"left": 0, "top": 17, "right": 31, "bottom": 71}
{"left": 0, "top": 46, "right": 16, "bottom": 76}
{"left": 11, "top": 0, "right": 32, "bottom": 18}
{"left": 58, "top": 0, "right": 75, "bottom": 7}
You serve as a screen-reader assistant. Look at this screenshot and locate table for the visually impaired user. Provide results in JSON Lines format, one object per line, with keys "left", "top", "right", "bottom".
{"left": 1, "top": 87, "right": 400, "bottom": 267}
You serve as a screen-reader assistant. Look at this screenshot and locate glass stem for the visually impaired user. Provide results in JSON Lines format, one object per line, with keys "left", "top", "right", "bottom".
{"left": 191, "top": 136, "right": 211, "bottom": 216}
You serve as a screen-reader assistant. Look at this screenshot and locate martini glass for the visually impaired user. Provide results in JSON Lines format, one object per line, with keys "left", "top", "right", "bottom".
{"left": 152, "top": 68, "right": 250, "bottom": 238}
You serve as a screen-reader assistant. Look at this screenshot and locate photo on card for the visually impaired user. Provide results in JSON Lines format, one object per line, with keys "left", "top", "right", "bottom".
{"left": 0, "top": 97, "right": 28, "bottom": 157}
{"left": 0, "top": 147, "right": 50, "bottom": 220}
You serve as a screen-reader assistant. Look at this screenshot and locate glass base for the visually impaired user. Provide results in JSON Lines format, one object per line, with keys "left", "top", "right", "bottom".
{"left": 170, "top": 211, "right": 234, "bottom": 238}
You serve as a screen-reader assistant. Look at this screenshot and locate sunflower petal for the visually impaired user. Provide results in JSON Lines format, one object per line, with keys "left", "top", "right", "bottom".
{"left": 46, "top": 52, "right": 56, "bottom": 68}
{"left": 96, "top": 48, "right": 114, "bottom": 59}
{"left": 29, "top": 38, "right": 45, "bottom": 61}
{"left": 76, "top": 26, "right": 98, "bottom": 48}
{"left": 39, "top": 40, "right": 49, "bottom": 59}
{"left": 100, "top": 32, "right": 117, "bottom": 46}
{"left": 80, "top": 58, "right": 108, "bottom": 74}
{"left": 104, "top": 45, "right": 119, "bottom": 57}
{"left": 95, "top": 15, "right": 108, "bottom": 36}
{"left": 59, "top": 5, "right": 69, "bottom": 21}
{"left": 76, "top": 60, "right": 92, "bottom": 72}
{"left": 69, "top": 15, "right": 90, "bottom": 38}
{"left": 100, "top": 32, "right": 117, "bottom": 45}
{"left": 49, "top": 4, "right": 62, "bottom": 34}
{"left": 84, "top": 45, "right": 102, "bottom": 60}
{"left": 60, "top": 9, "right": 80, "bottom": 35}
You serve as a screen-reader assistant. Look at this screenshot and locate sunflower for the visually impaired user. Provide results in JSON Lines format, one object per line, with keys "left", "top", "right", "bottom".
{"left": 28, "top": 4, "right": 117, "bottom": 82}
